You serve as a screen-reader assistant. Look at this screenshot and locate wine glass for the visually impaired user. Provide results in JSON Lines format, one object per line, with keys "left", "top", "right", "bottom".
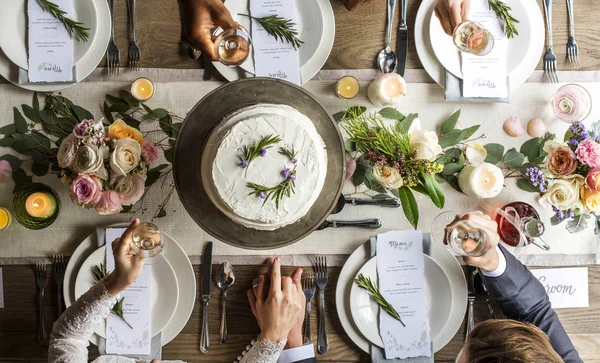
{"left": 452, "top": 20, "right": 495, "bottom": 56}
{"left": 213, "top": 26, "right": 252, "bottom": 66}
{"left": 131, "top": 222, "right": 165, "bottom": 263}
{"left": 431, "top": 211, "right": 491, "bottom": 257}
{"left": 551, "top": 84, "right": 592, "bottom": 123}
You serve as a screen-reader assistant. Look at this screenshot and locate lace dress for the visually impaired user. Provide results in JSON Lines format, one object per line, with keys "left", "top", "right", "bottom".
{"left": 48, "top": 279, "right": 286, "bottom": 363}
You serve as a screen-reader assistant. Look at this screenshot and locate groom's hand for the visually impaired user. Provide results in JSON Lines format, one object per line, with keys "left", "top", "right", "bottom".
{"left": 434, "top": 0, "right": 471, "bottom": 35}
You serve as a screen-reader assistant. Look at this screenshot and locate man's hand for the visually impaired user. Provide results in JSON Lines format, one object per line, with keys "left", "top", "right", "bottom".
{"left": 434, "top": 0, "right": 471, "bottom": 35}
{"left": 447, "top": 211, "right": 501, "bottom": 272}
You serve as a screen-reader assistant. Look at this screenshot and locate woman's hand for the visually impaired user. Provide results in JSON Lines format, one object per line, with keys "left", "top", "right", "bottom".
{"left": 434, "top": 0, "right": 471, "bottom": 35}
{"left": 178, "top": 0, "right": 238, "bottom": 60}
{"left": 104, "top": 219, "right": 145, "bottom": 297}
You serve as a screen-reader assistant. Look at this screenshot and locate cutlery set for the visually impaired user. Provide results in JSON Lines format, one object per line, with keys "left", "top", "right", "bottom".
{"left": 301, "top": 257, "right": 331, "bottom": 354}
{"left": 318, "top": 194, "right": 400, "bottom": 231}
{"left": 465, "top": 267, "right": 497, "bottom": 342}
{"left": 35, "top": 253, "right": 67, "bottom": 345}
{"left": 106, "top": 0, "right": 141, "bottom": 75}
{"left": 542, "top": 0, "right": 579, "bottom": 83}
{"left": 378, "top": 0, "right": 407, "bottom": 75}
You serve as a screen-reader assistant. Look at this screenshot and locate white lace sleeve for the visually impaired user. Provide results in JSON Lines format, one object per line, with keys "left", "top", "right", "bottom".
{"left": 235, "top": 337, "right": 287, "bottom": 363}
{"left": 48, "top": 279, "right": 117, "bottom": 363}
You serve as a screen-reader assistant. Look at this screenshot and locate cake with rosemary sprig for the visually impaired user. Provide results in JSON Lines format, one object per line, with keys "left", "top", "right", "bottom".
{"left": 209, "top": 104, "right": 327, "bottom": 231}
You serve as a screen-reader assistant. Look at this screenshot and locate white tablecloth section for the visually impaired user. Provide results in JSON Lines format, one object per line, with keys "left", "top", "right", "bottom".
{"left": 0, "top": 70, "right": 599, "bottom": 266}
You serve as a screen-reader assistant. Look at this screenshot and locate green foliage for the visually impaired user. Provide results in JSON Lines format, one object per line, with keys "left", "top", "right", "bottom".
{"left": 355, "top": 273, "right": 405, "bottom": 326}
{"left": 484, "top": 143, "right": 504, "bottom": 164}
{"left": 397, "top": 186, "right": 419, "bottom": 229}
{"left": 239, "top": 14, "right": 303, "bottom": 49}
{"left": 503, "top": 148, "right": 525, "bottom": 169}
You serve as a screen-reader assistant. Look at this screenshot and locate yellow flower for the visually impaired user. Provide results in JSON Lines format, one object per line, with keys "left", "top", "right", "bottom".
{"left": 108, "top": 119, "right": 144, "bottom": 145}
{"left": 581, "top": 186, "right": 600, "bottom": 212}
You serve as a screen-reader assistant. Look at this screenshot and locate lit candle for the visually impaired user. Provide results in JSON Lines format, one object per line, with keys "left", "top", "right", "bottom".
{"left": 335, "top": 76, "right": 360, "bottom": 99}
{"left": 131, "top": 78, "right": 155, "bottom": 101}
{"left": 25, "top": 192, "right": 56, "bottom": 219}
{"left": 0, "top": 207, "right": 12, "bottom": 231}
{"left": 367, "top": 73, "right": 407, "bottom": 106}
{"left": 458, "top": 163, "right": 504, "bottom": 199}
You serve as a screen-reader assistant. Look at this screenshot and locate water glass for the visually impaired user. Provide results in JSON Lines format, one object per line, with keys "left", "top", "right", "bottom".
{"left": 213, "top": 26, "right": 252, "bottom": 66}
{"left": 432, "top": 211, "right": 491, "bottom": 257}
{"left": 452, "top": 20, "right": 494, "bottom": 56}
{"left": 131, "top": 222, "right": 165, "bottom": 262}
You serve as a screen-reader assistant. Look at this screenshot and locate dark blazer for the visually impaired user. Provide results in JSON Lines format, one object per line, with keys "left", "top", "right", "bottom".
{"left": 480, "top": 245, "right": 583, "bottom": 363}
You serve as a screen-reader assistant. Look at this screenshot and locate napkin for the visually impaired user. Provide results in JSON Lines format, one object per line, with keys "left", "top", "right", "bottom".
{"left": 249, "top": 0, "right": 301, "bottom": 84}
{"left": 369, "top": 233, "right": 434, "bottom": 363}
{"left": 26, "top": 0, "right": 74, "bottom": 83}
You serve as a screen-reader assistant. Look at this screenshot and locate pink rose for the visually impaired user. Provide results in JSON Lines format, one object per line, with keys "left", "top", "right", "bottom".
{"left": 586, "top": 166, "right": 600, "bottom": 192}
{"left": 95, "top": 191, "right": 123, "bottom": 215}
{"left": 576, "top": 139, "right": 600, "bottom": 168}
{"left": 0, "top": 160, "right": 12, "bottom": 184}
{"left": 57, "top": 134, "right": 78, "bottom": 168}
{"left": 69, "top": 174, "right": 103, "bottom": 207}
{"left": 141, "top": 140, "right": 159, "bottom": 164}
{"left": 115, "top": 174, "right": 146, "bottom": 206}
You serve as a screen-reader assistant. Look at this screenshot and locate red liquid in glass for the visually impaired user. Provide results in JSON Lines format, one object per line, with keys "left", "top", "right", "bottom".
{"left": 495, "top": 202, "right": 540, "bottom": 247}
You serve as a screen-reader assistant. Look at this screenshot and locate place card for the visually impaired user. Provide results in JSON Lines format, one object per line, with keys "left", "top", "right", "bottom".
{"left": 104, "top": 228, "right": 152, "bottom": 355}
{"left": 377, "top": 230, "right": 431, "bottom": 359}
{"left": 0, "top": 268, "right": 4, "bottom": 308}
{"left": 249, "top": 0, "right": 301, "bottom": 84}
{"left": 531, "top": 267, "right": 589, "bottom": 309}
{"left": 27, "top": 0, "right": 74, "bottom": 83}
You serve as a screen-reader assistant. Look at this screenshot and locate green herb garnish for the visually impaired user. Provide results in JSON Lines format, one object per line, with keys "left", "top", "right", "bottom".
{"left": 37, "top": 0, "right": 90, "bottom": 42}
{"left": 355, "top": 273, "right": 406, "bottom": 327}
{"left": 247, "top": 167, "right": 296, "bottom": 209}
{"left": 239, "top": 14, "right": 303, "bottom": 49}
{"left": 488, "top": 0, "right": 519, "bottom": 39}
{"left": 92, "top": 264, "right": 133, "bottom": 329}
{"left": 278, "top": 145, "right": 298, "bottom": 163}
{"left": 238, "top": 134, "right": 282, "bottom": 175}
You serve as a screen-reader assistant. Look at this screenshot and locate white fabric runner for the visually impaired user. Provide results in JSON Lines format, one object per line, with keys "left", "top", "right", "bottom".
{"left": 0, "top": 70, "right": 599, "bottom": 266}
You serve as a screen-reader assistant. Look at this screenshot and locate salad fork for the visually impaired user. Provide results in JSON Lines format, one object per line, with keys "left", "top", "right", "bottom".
{"left": 302, "top": 274, "right": 315, "bottom": 343}
{"left": 106, "top": 0, "right": 119, "bottom": 75}
{"left": 542, "top": 0, "right": 558, "bottom": 83}
{"left": 314, "top": 256, "right": 328, "bottom": 354}
{"left": 36, "top": 263, "right": 48, "bottom": 345}
{"left": 566, "top": 0, "right": 579, "bottom": 66}
{"left": 126, "top": 0, "right": 141, "bottom": 71}
{"left": 52, "top": 253, "right": 66, "bottom": 318}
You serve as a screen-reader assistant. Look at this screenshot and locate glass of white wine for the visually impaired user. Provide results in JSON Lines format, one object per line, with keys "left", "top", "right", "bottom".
{"left": 432, "top": 211, "right": 491, "bottom": 257}
{"left": 131, "top": 222, "right": 165, "bottom": 263}
{"left": 213, "top": 26, "right": 252, "bottom": 66}
{"left": 452, "top": 20, "right": 494, "bottom": 56}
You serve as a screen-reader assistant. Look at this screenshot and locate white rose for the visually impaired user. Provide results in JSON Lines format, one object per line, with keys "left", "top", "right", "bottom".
{"left": 72, "top": 144, "right": 108, "bottom": 180}
{"left": 410, "top": 130, "right": 443, "bottom": 161}
{"left": 373, "top": 165, "right": 404, "bottom": 189}
{"left": 57, "top": 134, "right": 78, "bottom": 168}
{"left": 539, "top": 175, "right": 585, "bottom": 210}
{"left": 110, "top": 138, "right": 141, "bottom": 176}
{"left": 115, "top": 174, "right": 146, "bottom": 206}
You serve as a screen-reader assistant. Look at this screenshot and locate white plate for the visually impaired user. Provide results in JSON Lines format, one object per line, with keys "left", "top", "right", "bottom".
{"left": 74, "top": 246, "right": 179, "bottom": 339}
{"left": 336, "top": 238, "right": 467, "bottom": 353}
{"left": 349, "top": 256, "right": 452, "bottom": 348}
{"left": 213, "top": 0, "right": 335, "bottom": 84}
{"left": 64, "top": 225, "right": 196, "bottom": 346}
{"left": 415, "top": 0, "right": 544, "bottom": 90}
{"left": 0, "top": 0, "right": 110, "bottom": 91}
{"left": 0, "top": 0, "right": 98, "bottom": 70}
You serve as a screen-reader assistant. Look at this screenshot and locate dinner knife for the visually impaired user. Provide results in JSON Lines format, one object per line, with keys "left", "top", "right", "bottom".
{"left": 202, "top": 52, "right": 214, "bottom": 81}
{"left": 396, "top": 0, "right": 408, "bottom": 76}
{"left": 200, "top": 241, "right": 213, "bottom": 353}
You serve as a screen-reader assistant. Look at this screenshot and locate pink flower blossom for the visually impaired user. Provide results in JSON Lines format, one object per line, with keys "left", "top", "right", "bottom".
{"left": 69, "top": 174, "right": 103, "bottom": 207}
{"left": 576, "top": 139, "right": 600, "bottom": 168}
{"left": 141, "top": 140, "right": 159, "bottom": 164}
{"left": 0, "top": 160, "right": 12, "bottom": 184}
{"left": 95, "top": 191, "right": 123, "bottom": 215}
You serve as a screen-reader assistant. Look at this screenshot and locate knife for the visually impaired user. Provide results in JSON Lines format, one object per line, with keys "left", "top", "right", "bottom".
{"left": 202, "top": 52, "right": 214, "bottom": 81}
{"left": 396, "top": 0, "right": 408, "bottom": 76}
{"left": 200, "top": 241, "right": 213, "bottom": 353}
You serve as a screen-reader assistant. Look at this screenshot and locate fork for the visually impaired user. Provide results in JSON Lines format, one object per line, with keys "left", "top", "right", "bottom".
{"left": 36, "top": 263, "right": 48, "bottom": 345}
{"left": 566, "top": 0, "right": 579, "bottom": 66}
{"left": 51, "top": 253, "right": 66, "bottom": 318}
{"left": 314, "top": 256, "right": 328, "bottom": 354}
{"left": 126, "top": 0, "right": 141, "bottom": 71}
{"left": 106, "top": 0, "right": 119, "bottom": 75}
{"left": 302, "top": 274, "right": 315, "bottom": 343}
{"left": 542, "top": 0, "right": 559, "bottom": 83}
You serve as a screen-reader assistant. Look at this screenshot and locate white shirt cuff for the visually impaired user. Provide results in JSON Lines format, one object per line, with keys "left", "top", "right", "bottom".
{"left": 277, "top": 343, "right": 314, "bottom": 363}
{"left": 480, "top": 246, "right": 507, "bottom": 278}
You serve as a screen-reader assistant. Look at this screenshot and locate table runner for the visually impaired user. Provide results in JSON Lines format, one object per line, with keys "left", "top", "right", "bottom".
{"left": 0, "top": 70, "right": 599, "bottom": 266}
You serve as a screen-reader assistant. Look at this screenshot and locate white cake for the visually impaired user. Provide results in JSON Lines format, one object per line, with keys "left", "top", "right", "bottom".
{"left": 210, "top": 104, "right": 327, "bottom": 230}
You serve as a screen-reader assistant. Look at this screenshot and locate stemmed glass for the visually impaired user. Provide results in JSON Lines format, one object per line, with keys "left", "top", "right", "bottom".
{"left": 213, "top": 26, "right": 252, "bottom": 66}
{"left": 551, "top": 84, "right": 592, "bottom": 123}
{"left": 431, "top": 211, "right": 491, "bottom": 257}
{"left": 452, "top": 20, "right": 495, "bottom": 56}
{"left": 130, "top": 222, "right": 165, "bottom": 264}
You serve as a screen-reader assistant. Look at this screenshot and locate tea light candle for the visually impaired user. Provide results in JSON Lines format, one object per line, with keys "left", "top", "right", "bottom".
{"left": 367, "top": 73, "right": 407, "bottom": 106}
{"left": 0, "top": 207, "right": 12, "bottom": 231}
{"left": 335, "top": 76, "right": 360, "bottom": 99}
{"left": 131, "top": 78, "right": 155, "bottom": 101}
{"left": 25, "top": 192, "right": 54, "bottom": 218}
{"left": 458, "top": 163, "right": 504, "bottom": 199}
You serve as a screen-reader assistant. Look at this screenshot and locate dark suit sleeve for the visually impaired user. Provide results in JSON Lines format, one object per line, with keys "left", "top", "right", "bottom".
{"left": 480, "top": 245, "right": 582, "bottom": 363}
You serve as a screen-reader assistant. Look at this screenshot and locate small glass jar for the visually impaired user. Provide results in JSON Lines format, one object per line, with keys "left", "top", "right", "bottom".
{"left": 0, "top": 207, "right": 12, "bottom": 231}
{"left": 335, "top": 76, "right": 360, "bottom": 99}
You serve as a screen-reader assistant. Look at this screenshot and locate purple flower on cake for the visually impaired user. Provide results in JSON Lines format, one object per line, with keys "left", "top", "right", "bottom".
{"left": 260, "top": 148, "right": 267, "bottom": 157}
{"left": 141, "top": 140, "right": 159, "bottom": 164}
{"left": 281, "top": 168, "right": 291, "bottom": 179}
{"left": 259, "top": 192, "right": 266, "bottom": 199}
{"left": 239, "top": 160, "right": 249, "bottom": 167}
{"left": 576, "top": 139, "right": 600, "bottom": 168}
{"left": 115, "top": 174, "right": 146, "bottom": 206}
{"left": 69, "top": 174, "right": 103, "bottom": 207}
{"left": 289, "top": 175, "right": 296, "bottom": 181}
{"left": 291, "top": 157, "right": 298, "bottom": 163}
{"left": 95, "top": 190, "right": 123, "bottom": 215}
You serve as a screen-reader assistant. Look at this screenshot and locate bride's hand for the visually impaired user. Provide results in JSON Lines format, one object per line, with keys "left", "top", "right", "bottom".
{"left": 434, "top": 0, "right": 471, "bottom": 35}
{"left": 104, "top": 219, "right": 145, "bottom": 297}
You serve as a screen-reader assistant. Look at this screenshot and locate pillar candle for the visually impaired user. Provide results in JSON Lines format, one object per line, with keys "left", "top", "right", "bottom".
{"left": 458, "top": 163, "right": 504, "bottom": 199}
{"left": 367, "top": 73, "right": 407, "bottom": 106}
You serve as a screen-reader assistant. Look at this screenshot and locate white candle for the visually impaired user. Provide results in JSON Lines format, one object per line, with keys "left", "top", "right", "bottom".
{"left": 367, "top": 73, "right": 407, "bottom": 106}
{"left": 131, "top": 78, "right": 155, "bottom": 101}
{"left": 458, "top": 163, "right": 504, "bottom": 199}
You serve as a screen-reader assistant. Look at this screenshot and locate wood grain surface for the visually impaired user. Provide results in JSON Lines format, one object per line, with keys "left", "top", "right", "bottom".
{"left": 0, "top": 264, "right": 599, "bottom": 362}
{"left": 106, "top": 0, "right": 600, "bottom": 72}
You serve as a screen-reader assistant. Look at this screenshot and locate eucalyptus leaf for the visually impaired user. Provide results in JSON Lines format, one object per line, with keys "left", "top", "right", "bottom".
{"left": 564, "top": 129, "right": 573, "bottom": 142}
{"left": 22, "top": 105, "right": 41, "bottom": 123}
{"left": 106, "top": 94, "right": 127, "bottom": 105}
{"left": 445, "top": 175, "right": 461, "bottom": 192}
{"left": 332, "top": 111, "right": 346, "bottom": 122}
{"left": 440, "top": 110, "right": 461, "bottom": 135}
{"left": 378, "top": 107, "right": 405, "bottom": 120}
{"left": 13, "top": 107, "right": 28, "bottom": 133}
{"left": 438, "top": 129, "right": 463, "bottom": 148}
{"left": 119, "top": 90, "right": 140, "bottom": 107}
{"left": 437, "top": 148, "right": 463, "bottom": 164}
{"left": 0, "top": 137, "right": 15, "bottom": 147}
{"left": 151, "top": 108, "right": 170, "bottom": 119}
{"left": 442, "top": 163, "right": 463, "bottom": 176}
{"left": 71, "top": 105, "right": 94, "bottom": 122}
{"left": 372, "top": 193, "right": 392, "bottom": 200}
{"left": 31, "top": 161, "right": 48, "bottom": 176}
{"left": 520, "top": 137, "right": 543, "bottom": 161}
{"left": 344, "top": 140, "right": 356, "bottom": 153}
{"left": 550, "top": 214, "right": 563, "bottom": 226}
{"left": 352, "top": 164, "right": 366, "bottom": 186}
{"left": 31, "top": 131, "right": 52, "bottom": 149}
{"left": 0, "top": 124, "right": 16, "bottom": 135}
{"left": 103, "top": 101, "right": 114, "bottom": 123}
{"left": 118, "top": 113, "right": 141, "bottom": 129}
{"left": 164, "top": 148, "right": 174, "bottom": 163}
{"left": 503, "top": 148, "right": 525, "bottom": 169}
{"left": 517, "top": 178, "right": 540, "bottom": 193}
{"left": 397, "top": 186, "right": 419, "bottom": 229}
{"left": 458, "top": 125, "right": 480, "bottom": 142}
{"left": 566, "top": 214, "right": 592, "bottom": 234}
{"left": 32, "top": 92, "right": 40, "bottom": 112}
{"left": 141, "top": 103, "right": 153, "bottom": 114}
{"left": 399, "top": 113, "right": 418, "bottom": 133}
{"left": 156, "top": 207, "right": 167, "bottom": 218}
{"left": 109, "top": 103, "right": 130, "bottom": 113}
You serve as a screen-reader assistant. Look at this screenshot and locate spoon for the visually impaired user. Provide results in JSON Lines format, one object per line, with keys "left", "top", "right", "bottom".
{"left": 216, "top": 262, "right": 235, "bottom": 344}
{"left": 331, "top": 194, "right": 401, "bottom": 214}
{"left": 377, "top": 0, "right": 398, "bottom": 73}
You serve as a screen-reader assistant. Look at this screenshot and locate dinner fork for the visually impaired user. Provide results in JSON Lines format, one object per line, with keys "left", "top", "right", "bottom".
{"left": 302, "top": 274, "right": 315, "bottom": 343}
{"left": 51, "top": 253, "right": 66, "bottom": 318}
{"left": 126, "top": 0, "right": 141, "bottom": 71}
{"left": 106, "top": 0, "right": 119, "bottom": 75}
{"left": 314, "top": 256, "right": 328, "bottom": 354}
{"left": 36, "top": 263, "right": 48, "bottom": 345}
{"left": 566, "top": 0, "right": 579, "bottom": 66}
{"left": 542, "top": 0, "right": 558, "bottom": 83}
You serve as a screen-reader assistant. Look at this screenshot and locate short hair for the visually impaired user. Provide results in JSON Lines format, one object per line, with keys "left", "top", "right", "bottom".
{"left": 465, "top": 319, "right": 563, "bottom": 363}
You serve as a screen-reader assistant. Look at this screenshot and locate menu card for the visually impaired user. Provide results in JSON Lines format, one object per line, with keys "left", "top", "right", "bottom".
{"left": 461, "top": 0, "right": 508, "bottom": 98}
{"left": 249, "top": 0, "right": 301, "bottom": 84}
{"left": 27, "top": 0, "right": 74, "bottom": 83}
{"left": 377, "top": 230, "right": 431, "bottom": 359}
{"left": 105, "top": 228, "right": 152, "bottom": 355}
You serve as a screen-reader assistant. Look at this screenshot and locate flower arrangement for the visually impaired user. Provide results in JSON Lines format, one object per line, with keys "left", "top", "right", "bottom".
{"left": 0, "top": 91, "right": 182, "bottom": 218}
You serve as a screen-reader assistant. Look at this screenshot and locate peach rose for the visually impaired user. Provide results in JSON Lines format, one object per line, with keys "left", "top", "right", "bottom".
{"left": 108, "top": 119, "right": 144, "bottom": 145}
{"left": 544, "top": 141, "right": 578, "bottom": 177}
{"left": 585, "top": 167, "right": 600, "bottom": 193}
{"left": 581, "top": 186, "right": 600, "bottom": 212}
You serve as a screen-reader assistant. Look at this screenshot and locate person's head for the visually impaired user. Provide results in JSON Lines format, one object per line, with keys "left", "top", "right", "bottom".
{"left": 455, "top": 319, "right": 563, "bottom": 363}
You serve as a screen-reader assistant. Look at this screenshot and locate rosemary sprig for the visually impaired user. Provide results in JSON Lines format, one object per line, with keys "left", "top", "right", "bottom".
{"left": 355, "top": 273, "right": 406, "bottom": 327}
{"left": 247, "top": 167, "right": 297, "bottom": 208}
{"left": 238, "top": 134, "right": 282, "bottom": 175}
{"left": 37, "top": 0, "right": 90, "bottom": 42}
{"left": 92, "top": 264, "right": 133, "bottom": 329}
{"left": 238, "top": 14, "right": 304, "bottom": 49}
{"left": 278, "top": 145, "right": 298, "bottom": 163}
{"left": 488, "top": 0, "right": 519, "bottom": 39}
